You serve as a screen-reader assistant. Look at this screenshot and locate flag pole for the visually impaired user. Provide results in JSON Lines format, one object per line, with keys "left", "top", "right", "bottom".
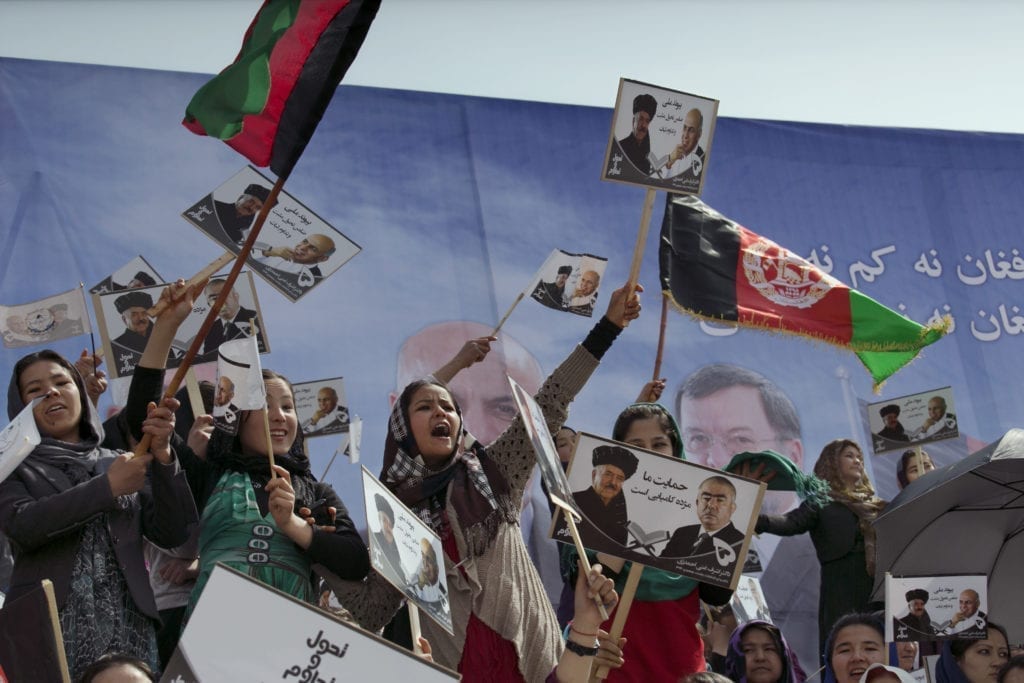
{"left": 592, "top": 563, "right": 643, "bottom": 681}
{"left": 132, "top": 171, "right": 291, "bottom": 459}
{"left": 491, "top": 292, "right": 525, "bottom": 337}
{"left": 626, "top": 188, "right": 658, "bottom": 293}
{"left": 262, "top": 408, "right": 277, "bottom": 477}
{"left": 564, "top": 513, "right": 610, "bottom": 621}
{"left": 652, "top": 294, "right": 668, "bottom": 380}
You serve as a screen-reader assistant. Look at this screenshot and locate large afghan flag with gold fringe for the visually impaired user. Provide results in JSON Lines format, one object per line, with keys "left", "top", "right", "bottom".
{"left": 658, "top": 194, "right": 949, "bottom": 390}
{"left": 183, "top": 0, "right": 380, "bottom": 176}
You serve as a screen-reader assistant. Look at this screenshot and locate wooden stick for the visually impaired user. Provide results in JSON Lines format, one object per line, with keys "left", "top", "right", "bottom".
{"left": 262, "top": 407, "right": 277, "bottom": 477}
{"left": 491, "top": 292, "right": 525, "bottom": 337}
{"left": 652, "top": 294, "right": 669, "bottom": 380}
{"left": 146, "top": 251, "right": 235, "bottom": 318}
{"left": 564, "top": 513, "right": 610, "bottom": 621}
{"left": 131, "top": 172, "right": 289, "bottom": 459}
{"left": 184, "top": 368, "right": 204, "bottom": 421}
{"left": 593, "top": 563, "right": 644, "bottom": 681}
{"left": 626, "top": 188, "right": 658, "bottom": 292}
{"left": 915, "top": 445, "right": 924, "bottom": 480}
{"left": 409, "top": 603, "right": 423, "bottom": 655}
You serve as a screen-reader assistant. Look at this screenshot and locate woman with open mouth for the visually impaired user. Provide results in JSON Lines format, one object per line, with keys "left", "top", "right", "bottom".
{"left": 822, "top": 613, "right": 887, "bottom": 683}
{"left": 125, "top": 280, "right": 370, "bottom": 618}
{"left": 0, "top": 348, "right": 194, "bottom": 679}
{"left": 334, "top": 281, "right": 642, "bottom": 682}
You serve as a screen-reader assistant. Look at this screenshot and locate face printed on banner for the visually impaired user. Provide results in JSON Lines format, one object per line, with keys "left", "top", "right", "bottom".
{"left": 121, "top": 306, "right": 151, "bottom": 335}
{"left": 928, "top": 397, "right": 946, "bottom": 421}
{"left": 291, "top": 235, "right": 334, "bottom": 264}
{"left": 317, "top": 387, "right": 339, "bottom": 413}
{"left": 207, "top": 280, "right": 241, "bottom": 321}
{"left": 215, "top": 376, "right": 235, "bottom": 407}
{"left": 677, "top": 365, "right": 804, "bottom": 515}
{"left": 234, "top": 193, "right": 264, "bottom": 217}
{"left": 578, "top": 270, "right": 599, "bottom": 296}
{"left": 591, "top": 464, "right": 627, "bottom": 505}
{"left": 908, "top": 599, "right": 927, "bottom": 618}
{"left": 681, "top": 108, "right": 703, "bottom": 156}
{"left": 393, "top": 321, "right": 543, "bottom": 446}
{"left": 632, "top": 109, "right": 651, "bottom": 142}
{"left": 696, "top": 477, "right": 737, "bottom": 533}
{"left": 959, "top": 590, "right": 981, "bottom": 619}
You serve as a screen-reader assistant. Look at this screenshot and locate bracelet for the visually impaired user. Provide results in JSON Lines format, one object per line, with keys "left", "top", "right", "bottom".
{"left": 569, "top": 623, "right": 598, "bottom": 638}
{"left": 564, "top": 638, "right": 599, "bottom": 658}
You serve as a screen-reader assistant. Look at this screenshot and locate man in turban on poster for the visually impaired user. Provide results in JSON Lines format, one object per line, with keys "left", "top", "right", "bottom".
{"left": 531, "top": 264, "right": 572, "bottom": 310}
{"left": 215, "top": 183, "right": 273, "bottom": 244}
{"left": 894, "top": 588, "right": 936, "bottom": 639}
{"left": 617, "top": 93, "right": 658, "bottom": 175}
{"left": 111, "top": 290, "right": 154, "bottom": 370}
{"left": 572, "top": 444, "right": 639, "bottom": 546}
{"left": 876, "top": 404, "right": 911, "bottom": 443}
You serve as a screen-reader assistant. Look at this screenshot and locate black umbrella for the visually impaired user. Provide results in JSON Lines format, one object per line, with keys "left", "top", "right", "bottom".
{"left": 871, "top": 429, "right": 1024, "bottom": 642}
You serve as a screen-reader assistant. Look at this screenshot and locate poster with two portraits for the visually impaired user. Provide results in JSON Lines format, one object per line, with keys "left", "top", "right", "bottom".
{"left": 507, "top": 377, "right": 764, "bottom": 590}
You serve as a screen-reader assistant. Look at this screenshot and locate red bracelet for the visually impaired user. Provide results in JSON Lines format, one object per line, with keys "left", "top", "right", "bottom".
{"left": 570, "top": 622, "right": 598, "bottom": 638}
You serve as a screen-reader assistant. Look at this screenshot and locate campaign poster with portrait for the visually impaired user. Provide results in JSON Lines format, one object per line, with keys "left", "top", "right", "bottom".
{"left": 550, "top": 432, "right": 765, "bottom": 590}
{"left": 528, "top": 248, "right": 610, "bottom": 318}
{"left": 294, "top": 377, "right": 350, "bottom": 439}
{"left": 361, "top": 468, "right": 453, "bottom": 635}
{"left": 602, "top": 77, "right": 719, "bottom": 195}
{"left": 732, "top": 575, "right": 774, "bottom": 625}
{"left": 885, "top": 574, "right": 988, "bottom": 642}
{"left": 93, "top": 271, "right": 270, "bottom": 379}
{"left": 868, "top": 386, "right": 959, "bottom": 455}
{"left": 89, "top": 254, "right": 163, "bottom": 294}
{"left": 0, "top": 287, "right": 91, "bottom": 350}
{"left": 181, "top": 166, "right": 361, "bottom": 302}
{"left": 508, "top": 375, "right": 578, "bottom": 515}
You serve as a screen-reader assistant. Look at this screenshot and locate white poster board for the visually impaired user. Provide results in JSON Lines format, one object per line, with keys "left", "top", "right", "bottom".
{"left": 163, "top": 564, "right": 458, "bottom": 682}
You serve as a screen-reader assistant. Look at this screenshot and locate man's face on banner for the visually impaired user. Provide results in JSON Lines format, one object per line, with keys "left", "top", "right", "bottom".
{"left": 234, "top": 193, "right": 264, "bottom": 217}
{"left": 632, "top": 110, "right": 651, "bottom": 142}
{"left": 678, "top": 383, "right": 803, "bottom": 515}
{"left": 121, "top": 307, "right": 151, "bottom": 335}
{"left": 393, "top": 322, "right": 543, "bottom": 445}
{"left": 592, "top": 464, "right": 626, "bottom": 505}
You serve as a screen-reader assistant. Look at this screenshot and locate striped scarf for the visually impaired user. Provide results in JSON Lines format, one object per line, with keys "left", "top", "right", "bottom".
{"left": 381, "top": 381, "right": 518, "bottom": 558}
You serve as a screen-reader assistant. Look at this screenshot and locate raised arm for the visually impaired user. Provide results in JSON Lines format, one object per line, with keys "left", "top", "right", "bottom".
{"left": 432, "top": 336, "right": 496, "bottom": 385}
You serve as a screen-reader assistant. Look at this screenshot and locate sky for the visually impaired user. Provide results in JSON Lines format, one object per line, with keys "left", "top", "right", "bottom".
{"left": 2, "top": 0, "right": 1023, "bottom": 134}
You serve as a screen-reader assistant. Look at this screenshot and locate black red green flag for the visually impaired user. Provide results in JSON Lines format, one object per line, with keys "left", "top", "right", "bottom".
{"left": 658, "top": 194, "right": 949, "bottom": 390}
{"left": 183, "top": 0, "right": 380, "bottom": 177}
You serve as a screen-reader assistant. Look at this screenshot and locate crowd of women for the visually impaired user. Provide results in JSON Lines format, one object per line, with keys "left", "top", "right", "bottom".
{"left": 0, "top": 277, "right": 1021, "bottom": 683}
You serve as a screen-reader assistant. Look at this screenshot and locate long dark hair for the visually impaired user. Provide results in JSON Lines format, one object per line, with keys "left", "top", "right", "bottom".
{"left": 814, "top": 439, "right": 875, "bottom": 497}
{"left": 9, "top": 349, "right": 93, "bottom": 440}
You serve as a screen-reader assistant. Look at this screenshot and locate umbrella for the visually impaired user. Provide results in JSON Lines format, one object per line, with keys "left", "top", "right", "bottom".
{"left": 871, "top": 429, "right": 1024, "bottom": 644}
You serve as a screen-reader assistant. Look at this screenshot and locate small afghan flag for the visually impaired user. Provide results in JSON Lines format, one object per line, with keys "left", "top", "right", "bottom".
{"left": 659, "top": 194, "right": 949, "bottom": 390}
{"left": 183, "top": 0, "right": 380, "bottom": 177}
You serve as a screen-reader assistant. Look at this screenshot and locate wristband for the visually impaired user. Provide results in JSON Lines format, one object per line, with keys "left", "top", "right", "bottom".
{"left": 570, "top": 623, "right": 598, "bottom": 638}
{"left": 564, "top": 638, "right": 599, "bottom": 657}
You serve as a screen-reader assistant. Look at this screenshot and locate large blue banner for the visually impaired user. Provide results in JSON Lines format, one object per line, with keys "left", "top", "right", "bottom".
{"left": 3, "top": 58, "right": 1022, "bottom": 662}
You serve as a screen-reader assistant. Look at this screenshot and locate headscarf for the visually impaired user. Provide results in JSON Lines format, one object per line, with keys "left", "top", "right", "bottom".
{"left": 6, "top": 349, "right": 112, "bottom": 485}
{"left": 205, "top": 410, "right": 321, "bottom": 508}
{"left": 813, "top": 439, "right": 887, "bottom": 576}
{"left": 380, "top": 379, "right": 518, "bottom": 558}
{"left": 937, "top": 641, "right": 971, "bottom": 683}
{"left": 725, "top": 620, "right": 806, "bottom": 683}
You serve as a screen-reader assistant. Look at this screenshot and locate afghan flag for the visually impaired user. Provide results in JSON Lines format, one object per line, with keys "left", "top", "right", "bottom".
{"left": 659, "top": 194, "right": 950, "bottom": 390}
{"left": 183, "top": 0, "right": 380, "bottom": 177}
